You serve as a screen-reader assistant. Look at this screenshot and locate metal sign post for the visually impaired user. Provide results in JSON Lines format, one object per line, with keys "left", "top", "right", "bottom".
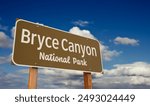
{"left": 84, "top": 72, "right": 92, "bottom": 89}
{"left": 28, "top": 67, "right": 38, "bottom": 89}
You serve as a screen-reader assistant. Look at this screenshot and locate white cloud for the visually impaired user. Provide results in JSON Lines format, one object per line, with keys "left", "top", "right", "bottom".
{"left": 0, "top": 54, "right": 12, "bottom": 64}
{"left": 93, "top": 61, "right": 150, "bottom": 88}
{"left": 100, "top": 44, "right": 121, "bottom": 61}
{"left": 37, "top": 68, "right": 83, "bottom": 89}
{"left": 38, "top": 68, "right": 83, "bottom": 76}
{"left": 0, "top": 69, "right": 28, "bottom": 89}
{"left": 69, "top": 26, "right": 95, "bottom": 39}
{"left": 28, "top": 62, "right": 150, "bottom": 88}
{"left": 11, "top": 26, "right": 15, "bottom": 38}
{"left": 0, "top": 31, "right": 13, "bottom": 48}
{"left": 0, "top": 61, "right": 150, "bottom": 88}
{"left": 106, "top": 62, "right": 150, "bottom": 77}
{"left": 0, "top": 68, "right": 83, "bottom": 89}
{"left": 69, "top": 27, "right": 121, "bottom": 61}
{"left": 72, "top": 20, "right": 89, "bottom": 27}
{"left": 114, "top": 36, "right": 139, "bottom": 46}
{"left": 93, "top": 76, "right": 150, "bottom": 89}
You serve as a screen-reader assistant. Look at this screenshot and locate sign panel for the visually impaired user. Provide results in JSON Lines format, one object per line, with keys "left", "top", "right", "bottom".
{"left": 12, "top": 19, "right": 102, "bottom": 72}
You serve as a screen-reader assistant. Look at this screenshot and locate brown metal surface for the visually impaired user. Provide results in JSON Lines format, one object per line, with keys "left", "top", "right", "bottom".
{"left": 12, "top": 19, "right": 102, "bottom": 73}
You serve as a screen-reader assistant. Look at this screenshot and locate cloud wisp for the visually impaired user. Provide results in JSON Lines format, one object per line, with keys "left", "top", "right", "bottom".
{"left": 114, "top": 36, "right": 139, "bottom": 46}
{"left": 72, "top": 20, "right": 89, "bottom": 27}
{"left": 69, "top": 26, "right": 95, "bottom": 39}
{"left": 100, "top": 44, "right": 121, "bottom": 61}
{"left": 0, "top": 31, "right": 13, "bottom": 48}
{"left": 11, "top": 26, "right": 15, "bottom": 38}
{"left": 0, "top": 54, "right": 12, "bottom": 64}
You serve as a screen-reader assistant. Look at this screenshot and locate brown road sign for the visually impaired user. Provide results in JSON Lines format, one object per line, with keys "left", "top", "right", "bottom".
{"left": 12, "top": 19, "right": 103, "bottom": 72}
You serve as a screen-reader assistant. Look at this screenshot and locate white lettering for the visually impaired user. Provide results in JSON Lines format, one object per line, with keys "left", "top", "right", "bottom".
{"left": 91, "top": 47, "right": 97, "bottom": 57}
{"left": 45, "top": 37, "right": 52, "bottom": 48}
{"left": 37, "top": 35, "right": 45, "bottom": 50}
{"left": 86, "top": 46, "right": 92, "bottom": 56}
{"left": 80, "top": 45, "right": 86, "bottom": 58}
{"left": 21, "top": 29, "right": 30, "bottom": 43}
{"left": 20, "top": 29, "right": 98, "bottom": 57}
{"left": 73, "top": 57, "right": 87, "bottom": 66}
{"left": 61, "top": 39, "right": 68, "bottom": 51}
{"left": 68, "top": 42, "right": 74, "bottom": 52}
{"left": 52, "top": 38, "right": 59, "bottom": 49}
{"left": 31, "top": 33, "right": 37, "bottom": 45}
{"left": 39, "top": 52, "right": 70, "bottom": 64}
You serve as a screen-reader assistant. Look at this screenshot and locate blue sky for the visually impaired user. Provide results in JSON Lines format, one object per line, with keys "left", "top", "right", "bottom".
{"left": 0, "top": 0, "right": 150, "bottom": 89}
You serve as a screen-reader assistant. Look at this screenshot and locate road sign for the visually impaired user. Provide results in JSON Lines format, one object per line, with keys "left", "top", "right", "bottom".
{"left": 12, "top": 19, "right": 102, "bottom": 72}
